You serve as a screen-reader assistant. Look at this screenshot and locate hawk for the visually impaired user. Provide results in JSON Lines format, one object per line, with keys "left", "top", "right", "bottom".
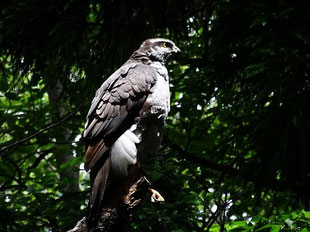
{"left": 82, "top": 38, "right": 180, "bottom": 221}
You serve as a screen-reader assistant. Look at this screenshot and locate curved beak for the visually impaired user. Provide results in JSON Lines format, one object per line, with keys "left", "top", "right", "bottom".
{"left": 172, "top": 45, "right": 181, "bottom": 54}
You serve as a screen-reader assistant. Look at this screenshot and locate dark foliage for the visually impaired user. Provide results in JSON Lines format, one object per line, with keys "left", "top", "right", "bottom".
{"left": 1, "top": 0, "right": 310, "bottom": 231}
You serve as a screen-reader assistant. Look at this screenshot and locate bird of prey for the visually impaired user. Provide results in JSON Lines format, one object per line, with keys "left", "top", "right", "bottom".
{"left": 82, "top": 38, "right": 180, "bottom": 221}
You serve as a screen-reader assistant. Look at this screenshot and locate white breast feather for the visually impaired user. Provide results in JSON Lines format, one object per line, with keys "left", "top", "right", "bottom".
{"left": 110, "top": 129, "right": 140, "bottom": 176}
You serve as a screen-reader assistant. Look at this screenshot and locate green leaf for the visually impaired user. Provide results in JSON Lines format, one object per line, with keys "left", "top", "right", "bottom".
{"left": 291, "top": 212, "right": 298, "bottom": 219}
{"left": 270, "top": 225, "right": 281, "bottom": 232}
{"left": 39, "top": 143, "right": 54, "bottom": 151}
{"left": 303, "top": 211, "right": 310, "bottom": 219}
{"left": 256, "top": 224, "right": 273, "bottom": 231}
{"left": 300, "top": 229, "right": 309, "bottom": 232}
{"left": 231, "top": 221, "right": 247, "bottom": 226}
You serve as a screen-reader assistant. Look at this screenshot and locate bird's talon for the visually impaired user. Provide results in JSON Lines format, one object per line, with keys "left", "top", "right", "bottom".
{"left": 149, "top": 188, "right": 165, "bottom": 203}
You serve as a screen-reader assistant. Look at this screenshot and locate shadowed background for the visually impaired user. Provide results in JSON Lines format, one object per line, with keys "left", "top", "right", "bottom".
{"left": 1, "top": 0, "right": 310, "bottom": 231}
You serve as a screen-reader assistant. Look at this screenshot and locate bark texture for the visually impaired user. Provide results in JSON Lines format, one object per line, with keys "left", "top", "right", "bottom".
{"left": 68, "top": 171, "right": 150, "bottom": 232}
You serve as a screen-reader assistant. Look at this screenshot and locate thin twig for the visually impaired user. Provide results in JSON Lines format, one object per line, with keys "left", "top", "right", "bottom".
{"left": 0, "top": 102, "right": 85, "bottom": 155}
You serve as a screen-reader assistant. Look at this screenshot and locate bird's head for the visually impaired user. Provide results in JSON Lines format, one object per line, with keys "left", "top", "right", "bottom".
{"left": 137, "top": 38, "right": 181, "bottom": 64}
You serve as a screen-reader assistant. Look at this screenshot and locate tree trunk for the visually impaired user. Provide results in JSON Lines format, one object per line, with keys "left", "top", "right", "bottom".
{"left": 48, "top": 79, "right": 79, "bottom": 193}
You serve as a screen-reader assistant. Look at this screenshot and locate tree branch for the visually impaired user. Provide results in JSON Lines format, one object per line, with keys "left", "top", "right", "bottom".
{"left": 0, "top": 102, "right": 85, "bottom": 155}
{"left": 68, "top": 165, "right": 151, "bottom": 232}
{"left": 167, "top": 138, "right": 310, "bottom": 194}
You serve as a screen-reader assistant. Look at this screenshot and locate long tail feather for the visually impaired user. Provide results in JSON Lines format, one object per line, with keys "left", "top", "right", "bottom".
{"left": 87, "top": 155, "right": 111, "bottom": 224}
{"left": 85, "top": 139, "right": 108, "bottom": 171}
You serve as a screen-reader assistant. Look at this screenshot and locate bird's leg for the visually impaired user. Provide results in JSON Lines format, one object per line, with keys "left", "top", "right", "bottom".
{"left": 133, "top": 163, "right": 164, "bottom": 203}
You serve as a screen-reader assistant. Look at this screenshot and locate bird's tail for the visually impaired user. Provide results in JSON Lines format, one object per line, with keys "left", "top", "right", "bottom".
{"left": 87, "top": 156, "right": 111, "bottom": 224}
{"left": 85, "top": 129, "right": 140, "bottom": 224}
{"left": 85, "top": 140, "right": 111, "bottom": 225}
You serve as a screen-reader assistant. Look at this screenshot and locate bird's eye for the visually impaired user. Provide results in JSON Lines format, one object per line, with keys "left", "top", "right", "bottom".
{"left": 162, "top": 42, "right": 167, "bottom": 48}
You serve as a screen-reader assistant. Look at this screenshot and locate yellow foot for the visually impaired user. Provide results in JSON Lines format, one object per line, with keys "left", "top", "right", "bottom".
{"left": 149, "top": 188, "right": 165, "bottom": 203}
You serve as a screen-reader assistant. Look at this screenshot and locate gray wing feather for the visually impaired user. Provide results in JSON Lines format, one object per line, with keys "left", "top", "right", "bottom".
{"left": 86, "top": 63, "right": 136, "bottom": 119}
{"left": 132, "top": 83, "right": 140, "bottom": 93}
{"left": 118, "top": 88, "right": 130, "bottom": 99}
{"left": 97, "top": 101, "right": 104, "bottom": 110}
{"left": 126, "top": 98, "right": 133, "bottom": 110}
{"left": 104, "top": 102, "right": 112, "bottom": 116}
{"left": 106, "top": 103, "right": 114, "bottom": 119}
{"left": 113, "top": 105, "right": 120, "bottom": 116}
{"left": 110, "top": 91, "right": 121, "bottom": 102}
{"left": 83, "top": 62, "right": 157, "bottom": 141}
{"left": 96, "top": 103, "right": 105, "bottom": 115}
{"left": 121, "top": 81, "right": 132, "bottom": 92}
{"left": 92, "top": 121, "right": 105, "bottom": 137}
{"left": 102, "top": 94, "right": 110, "bottom": 102}
{"left": 129, "top": 76, "right": 138, "bottom": 85}
{"left": 99, "top": 104, "right": 108, "bottom": 119}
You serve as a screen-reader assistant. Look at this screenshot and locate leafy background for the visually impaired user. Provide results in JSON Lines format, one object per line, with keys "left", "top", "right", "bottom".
{"left": 1, "top": 0, "right": 310, "bottom": 231}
